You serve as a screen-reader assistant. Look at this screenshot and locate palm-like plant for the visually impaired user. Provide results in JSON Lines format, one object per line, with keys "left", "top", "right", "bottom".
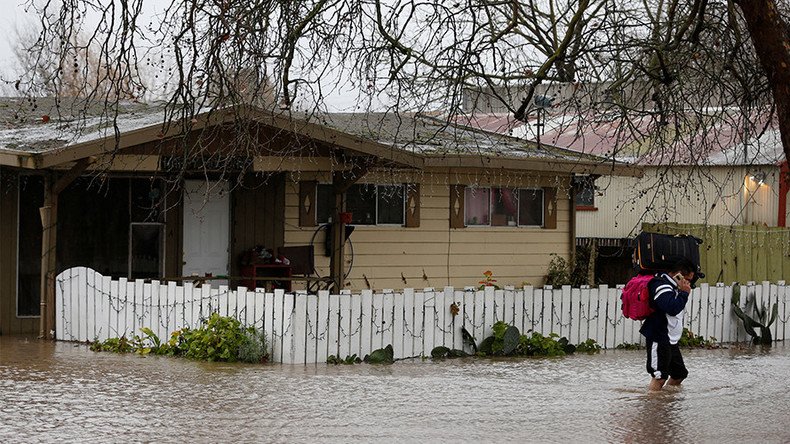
{"left": 731, "top": 287, "right": 779, "bottom": 345}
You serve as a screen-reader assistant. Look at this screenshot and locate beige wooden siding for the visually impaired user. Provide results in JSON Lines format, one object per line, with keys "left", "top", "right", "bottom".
{"left": 577, "top": 165, "right": 781, "bottom": 239}
{"left": 0, "top": 168, "right": 38, "bottom": 335}
{"left": 282, "top": 170, "right": 573, "bottom": 291}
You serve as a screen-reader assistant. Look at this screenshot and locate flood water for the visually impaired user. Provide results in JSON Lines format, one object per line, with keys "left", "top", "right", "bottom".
{"left": 1, "top": 336, "right": 789, "bottom": 443}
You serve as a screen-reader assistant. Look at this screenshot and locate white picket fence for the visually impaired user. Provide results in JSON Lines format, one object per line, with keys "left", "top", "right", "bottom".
{"left": 55, "top": 267, "right": 790, "bottom": 363}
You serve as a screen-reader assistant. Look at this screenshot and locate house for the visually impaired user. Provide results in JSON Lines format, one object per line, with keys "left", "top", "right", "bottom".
{"left": 460, "top": 86, "right": 790, "bottom": 284}
{"left": 0, "top": 98, "right": 636, "bottom": 336}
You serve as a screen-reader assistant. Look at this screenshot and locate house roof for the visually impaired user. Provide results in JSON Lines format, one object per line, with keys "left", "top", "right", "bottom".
{"left": 316, "top": 112, "right": 637, "bottom": 175}
{"left": 0, "top": 97, "right": 639, "bottom": 176}
{"left": 457, "top": 110, "right": 785, "bottom": 167}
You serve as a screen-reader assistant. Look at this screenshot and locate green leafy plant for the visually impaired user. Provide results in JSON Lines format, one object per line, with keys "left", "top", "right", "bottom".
{"left": 519, "top": 332, "right": 569, "bottom": 356}
{"left": 731, "top": 286, "right": 778, "bottom": 345}
{"left": 545, "top": 255, "right": 572, "bottom": 287}
{"left": 430, "top": 346, "right": 469, "bottom": 359}
{"left": 475, "top": 321, "right": 577, "bottom": 357}
{"left": 327, "top": 354, "right": 362, "bottom": 364}
{"left": 616, "top": 342, "right": 643, "bottom": 350}
{"left": 90, "top": 335, "right": 134, "bottom": 353}
{"left": 575, "top": 338, "right": 602, "bottom": 354}
{"left": 677, "top": 328, "right": 718, "bottom": 348}
{"left": 545, "top": 253, "right": 589, "bottom": 287}
{"left": 90, "top": 314, "right": 268, "bottom": 363}
{"left": 364, "top": 344, "right": 394, "bottom": 364}
{"left": 238, "top": 329, "right": 269, "bottom": 363}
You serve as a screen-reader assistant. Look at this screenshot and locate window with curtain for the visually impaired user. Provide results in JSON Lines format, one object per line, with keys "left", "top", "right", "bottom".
{"left": 464, "top": 186, "right": 544, "bottom": 227}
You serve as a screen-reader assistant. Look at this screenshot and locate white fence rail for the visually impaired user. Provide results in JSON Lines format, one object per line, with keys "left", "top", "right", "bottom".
{"left": 55, "top": 267, "right": 790, "bottom": 363}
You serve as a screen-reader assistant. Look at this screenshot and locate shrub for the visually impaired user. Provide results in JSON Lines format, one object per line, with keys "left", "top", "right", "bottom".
{"left": 677, "top": 328, "right": 717, "bottom": 348}
{"left": 545, "top": 255, "right": 572, "bottom": 287}
{"left": 90, "top": 313, "right": 268, "bottom": 363}
{"left": 575, "top": 338, "right": 602, "bottom": 354}
{"left": 473, "top": 321, "right": 581, "bottom": 357}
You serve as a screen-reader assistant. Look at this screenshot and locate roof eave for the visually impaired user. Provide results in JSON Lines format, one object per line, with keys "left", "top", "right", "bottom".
{"left": 424, "top": 155, "right": 642, "bottom": 177}
{"left": 0, "top": 150, "right": 41, "bottom": 169}
{"left": 35, "top": 109, "right": 237, "bottom": 169}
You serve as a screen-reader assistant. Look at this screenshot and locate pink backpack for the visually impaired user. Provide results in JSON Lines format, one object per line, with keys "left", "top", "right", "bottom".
{"left": 621, "top": 274, "right": 654, "bottom": 320}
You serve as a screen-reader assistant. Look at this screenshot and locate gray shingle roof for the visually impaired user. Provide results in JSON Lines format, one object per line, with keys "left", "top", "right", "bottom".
{"left": 319, "top": 112, "right": 611, "bottom": 163}
{"left": 0, "top": 97, "right": 167, "bottom": 154}
{"left": 0, "top": 98, "right": 632, "bottom": 174}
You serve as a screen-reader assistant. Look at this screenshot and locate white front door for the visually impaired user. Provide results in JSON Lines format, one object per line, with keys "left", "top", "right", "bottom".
{"left": 182, "top": 180, "right": 230, "bottom": 281}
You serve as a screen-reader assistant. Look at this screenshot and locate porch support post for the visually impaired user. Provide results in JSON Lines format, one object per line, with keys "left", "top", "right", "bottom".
{"left": 329, "top": 185, "right": 345, "bottom": 291}
{"left": 38, "top": 175, "right": 53, "bottom": 339}
{"left": 329, "top": 164, "right": 368, "bottom": 291}
{"left": 569, "top": 178, "right": 577, "bottom": 271}
{"left": 39, "top": 158, "right": 92, "bottom": 339}
{"left": 779, "top": 161, "right": 789, "bottom": 227}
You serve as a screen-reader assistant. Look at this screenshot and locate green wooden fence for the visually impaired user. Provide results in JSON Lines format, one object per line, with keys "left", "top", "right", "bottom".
{"left": 643, "top": 223, "right": 790, "bottom": 285}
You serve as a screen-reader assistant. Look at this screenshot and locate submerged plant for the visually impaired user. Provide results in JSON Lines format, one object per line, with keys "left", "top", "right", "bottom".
{"left": 475, "top": 321, "right": 578, "bottom": 357}
{"left": 327, "top": 354, "right": 362, "bottom": 365}
{"left": 364, "top": 344, "right": 394, "bottom": 364}
{"left": 615, "top": 343, "right": 643, "bottom": 350}
{"left": 677, "top": 328, "right": 718, "bottom": 348}
{"left": 575, "top": 338, "right": 602, "bottom": 354}
{"left": 731, "top": 287, "right": 778, "bottom": 345}
{"left": 430, "top": 346, "right": 469, "bottom": 359}
{"left": 90, "top": 314, "right": 268, "bottom": 363}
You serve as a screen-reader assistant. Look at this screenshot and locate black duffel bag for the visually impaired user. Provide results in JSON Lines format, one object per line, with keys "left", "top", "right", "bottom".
{"left": 633, "top": 231, "right": 705, "bottom": 280}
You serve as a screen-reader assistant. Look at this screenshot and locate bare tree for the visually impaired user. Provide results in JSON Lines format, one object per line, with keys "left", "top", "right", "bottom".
{"left": 9, "top": 0, "right": 790, "bottom": 170}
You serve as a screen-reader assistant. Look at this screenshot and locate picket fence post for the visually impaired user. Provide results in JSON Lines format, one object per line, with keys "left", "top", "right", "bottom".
{"left": 55, "top": 267, "right": 790, "bottom": 364}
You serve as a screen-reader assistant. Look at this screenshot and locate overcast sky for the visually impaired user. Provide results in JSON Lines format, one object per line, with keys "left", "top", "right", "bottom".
{"left": 0, "top": 0, "right": 33, "bottom": 75}
{"left": 0, "top": 0, "right": 372, "bottom": 110}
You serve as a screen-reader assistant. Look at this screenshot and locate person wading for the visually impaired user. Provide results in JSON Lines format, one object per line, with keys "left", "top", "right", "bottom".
{"left": 640, "top": 258, "right": 696, "bottom": 391}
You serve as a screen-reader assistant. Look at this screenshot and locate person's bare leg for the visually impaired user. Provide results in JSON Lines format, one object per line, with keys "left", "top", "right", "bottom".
{"left": 666, "top": 377, "right": 684, "bottom": 386}
{"left": 649, "top": 378, "right": 666, "bottom": 391}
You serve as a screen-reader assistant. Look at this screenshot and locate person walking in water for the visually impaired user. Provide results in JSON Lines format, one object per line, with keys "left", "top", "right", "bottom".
{"left": 641, "top": 257, "right": 696, "bottom": 391}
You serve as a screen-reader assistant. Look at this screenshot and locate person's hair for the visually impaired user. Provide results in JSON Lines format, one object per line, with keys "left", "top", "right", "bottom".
{"left": 668, "top": 257, "right": 696, "bottom": 275}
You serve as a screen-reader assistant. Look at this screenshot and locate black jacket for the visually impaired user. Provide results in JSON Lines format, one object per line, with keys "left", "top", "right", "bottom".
{"left": 639, "top": 273, "right": 689, "bottom": 344}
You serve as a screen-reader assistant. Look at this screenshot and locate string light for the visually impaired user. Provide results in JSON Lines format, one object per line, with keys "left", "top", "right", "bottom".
{"left": 55, "top": 268, "right": 788, "bottom": 351}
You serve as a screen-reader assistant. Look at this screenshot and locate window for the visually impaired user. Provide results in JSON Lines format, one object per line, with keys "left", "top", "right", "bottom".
{"left": 518, "top": 189, "right": 544, "bottom": 226}
{"left": 464, "top": 187, "right": 544, "bottom": 227}
{"left": 376, "top": 185, "right": 405, "bottom": 225}
{"left": 574, "top": 176, "right": 596, "bottom": 208}
{"left": 346, "top": 184, "right": 377, "bottom": 224}
{"left": 491, "top": 188, "right": 518, "bottom": 226}
{"left": 465, "top": 187, "right": 490, "bottom": 225}
{"left": 316, "top": 183, "right": 405, "bottom": 225}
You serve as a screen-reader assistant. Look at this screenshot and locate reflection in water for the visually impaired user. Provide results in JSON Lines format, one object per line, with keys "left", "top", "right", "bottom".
{"left": 1, "top": 336, "right": 788, "bottom": 443}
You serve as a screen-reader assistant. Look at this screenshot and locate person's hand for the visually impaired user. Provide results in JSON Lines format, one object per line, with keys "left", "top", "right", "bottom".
{"left": 678, "top": 278, "right": 692, "bottom": 293}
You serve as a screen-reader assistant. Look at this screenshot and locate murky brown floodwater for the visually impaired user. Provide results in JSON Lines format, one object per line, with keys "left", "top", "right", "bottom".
{"left": 1, "top": 336, "right": 789, "bottom": 443}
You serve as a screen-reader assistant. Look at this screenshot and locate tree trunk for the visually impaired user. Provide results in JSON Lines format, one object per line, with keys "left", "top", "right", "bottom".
{"left": 737, "top": 0, "right": 790, "bottom": 161}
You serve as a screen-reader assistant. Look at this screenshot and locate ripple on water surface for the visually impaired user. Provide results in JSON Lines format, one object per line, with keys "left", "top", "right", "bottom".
{"left": 1, "top": 337, "right": 789, "bottom": 443}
